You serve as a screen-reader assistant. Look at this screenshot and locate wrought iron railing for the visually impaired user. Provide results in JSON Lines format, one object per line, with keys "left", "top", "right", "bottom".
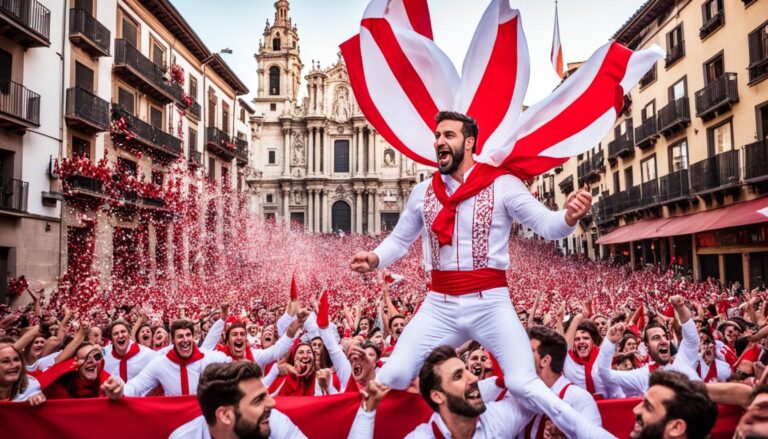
{"left": 0, "top": 77, "right": 40, "bottom": 126}
{"left": 65, "top": 86, "right": 109, "bottom": 130}
{"left": 0, "top": 0, "right": 50, "bottom": 41}
{"left": 68, "top": 8, "right": 110, "bottom": 54}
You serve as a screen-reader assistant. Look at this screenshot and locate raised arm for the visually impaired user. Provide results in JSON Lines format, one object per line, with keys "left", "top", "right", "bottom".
{"left": 13, "top": 325, "right": 41, "bottom": 352}
{"left": 502, "top": 176, "right": 581, "bottom": 241}
{"left": 54, "top": 321, "right": 89, "bottom": 363}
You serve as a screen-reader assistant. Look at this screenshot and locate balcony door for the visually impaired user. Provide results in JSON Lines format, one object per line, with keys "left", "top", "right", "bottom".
{"left": 75, "top": 62, "right": 94, "bottom": 92}
{"left": 704, "top": 53, "right": 724, "bottom": 84}
{"left": 75, "top": 0, "right": 94, "bottom": 14}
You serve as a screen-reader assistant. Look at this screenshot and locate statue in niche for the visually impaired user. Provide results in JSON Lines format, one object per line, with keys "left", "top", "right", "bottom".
{"left": 291, "top": 132, "right": 305, "bottom": 165}
{"left": 293, "top": 191, "right": 303, "bottom": 204}
{"left": 383, "top": 148, "right": 396, "bottom": 167}
{"left": 333, "top": 86, "right": 350, "bottom": 122}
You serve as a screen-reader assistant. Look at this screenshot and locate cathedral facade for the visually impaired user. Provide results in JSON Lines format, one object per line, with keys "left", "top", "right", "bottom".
{"left": 246, "top": 1, "right": 429, "bottom": 235}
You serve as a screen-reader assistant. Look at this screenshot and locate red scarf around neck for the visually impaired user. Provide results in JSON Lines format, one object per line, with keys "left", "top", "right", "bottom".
{"left": 696, "top": 360, "right": 718, "bottom": 383}
{"left": 38, "top": 358, "right": 110, "bottom": 399}
{"left": 216, "top": 343, "right": 255, "bottom": 362}
{"left": 648, "top": 357, "right": 674, "bottom": 373}
{"left": 430, "top": 164, "right": 507, "bottom": 246}
{"left": 568, "top": 348, "right": 599, "bottom": 395}
{"left": 166, "top": 345, "right": 205, "bottom": 395}
{"left": 111, "top": 342, "right": 141, "bottom": 382}
{"left": 276, "top": 369, "right": 316, "bottom": 396}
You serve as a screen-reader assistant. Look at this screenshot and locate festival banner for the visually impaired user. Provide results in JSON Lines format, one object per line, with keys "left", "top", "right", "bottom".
{"left": 1, "top": 392, "right": 742, "bottom": 439}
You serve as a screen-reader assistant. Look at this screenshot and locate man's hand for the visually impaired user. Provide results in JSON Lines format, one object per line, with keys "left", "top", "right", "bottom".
{"left": 285, "top": 309, "right": 309, "bottom": 338}
{"left": 350, "top": 252, "right": 380, "bottom": 273}
{"left": 564, "top": 184, "right": 592, "bottom": 226}
{"left": 101, "top": 376, "right": 124, "bottom": 400}
{"left": 361, "top": 380, "right": 391, "bottom": 413}
{"left": 221, "top": 303, "right": 230, "bottom": 321}
{"left": 607, "top": 322, "right": 626, "bottom": 344}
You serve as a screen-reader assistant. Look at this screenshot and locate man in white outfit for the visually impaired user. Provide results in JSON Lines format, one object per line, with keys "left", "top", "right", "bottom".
{"left": 350, "top": 111, "right": 593, "bottom": 436}
{"left": 347, "top": 345, "right": 614, "bottom": 438}
{"left": 169, "top": 361, "right": 307, "bottom": 439}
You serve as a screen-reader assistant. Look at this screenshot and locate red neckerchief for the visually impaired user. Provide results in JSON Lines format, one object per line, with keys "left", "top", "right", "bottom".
{"left": 216, "top": 343, "right": 255, "bottom": 362}
{"left": 111, "top": 342, "right": 141, "bottom": 382}
{"left": 568, "top": 348, "right": 598, "bottom": 395}
{"left": 430, "top": 164, "right": 507, "bottom": 246}
{"left": 524, "top": 383, "right": 572, "bottom": 439}
{"left": 277, "top": 369, "right": 316, "bottom": 396}
{"left": 166, "top": 345, "right": 205, "bottom": 395}
{"left": 648, "top": 357, "right": 673, "bottom": 373}
{"left": 697, "top": 360, "right": 718, "bottom": 383}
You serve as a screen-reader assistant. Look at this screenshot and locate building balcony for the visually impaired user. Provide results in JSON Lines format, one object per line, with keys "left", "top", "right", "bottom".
{"left": 113, "top": 39, "right": 185, "bottom": 106}
{"left": 659, "top": 169, "right": 691, "bottom": 204}
{"left": 578, "top": 150, "right": 604, "bottom": 185}
{"left": 68, "top": 8, "right": 109, "bottom": 57}
{"left": 235, "top": 137, "right": 248, "bottom": 165}
{"left": 657, "top": 97, "right": 690, "bottom": 137}
{"left": 66, "top": 174, "right": 103, "bottom": 194}
{"left": 748, "top": 55, "right": 768, "bottom": 85}
{"left": 0, "top": 0, "right": 50, "bottom": 48}
{"left": 665, "top": 43, "right": 684, "bottom": 68}
{"left": 621, "top": 185, "right": 642, "bottom": 213}
{"left": 699, "top": 11, "right": 724, "bottom": 39}
{"left": 695, "top": 73, "right": 738, "bottom": 121}
{"left": 65, "top": 87, "right": 109, "bottom": 134}
{"left": 689, "top": 149, "right": 740, "bottom": 195}
{"left": 607, "top": 132, "right": 634, "bottom": 164}
{"left": 112, "top": 104, "right": 182, "bottom": 159}
{"left": 188, "top": 148, "right": 202, "bottom": 167}
{"left": 639, "top": 65, "right": 656, "bottom": 89}
{"left": 188, "top": 101, "right": 201, "bottom": 120}
{"left": 559, "top": 174, "right": 574, "bottom": 194}
{"left": 0, "top": 176, "right": 28, "bottom": 213}
{"left": 638, "top": 179, "right": 659, "bottom": 209}
{"left": 634, "top": 117, "right": 659, "bottom": 150}
{"left": 140, "top": 197, "right": 164, "bottom": 208}
{"left": 554, "top": 164, "right": 563, "bottom": 174}
{"left": 743, "top": 139, "right": 768, "bottom": 184}
{"left": 0, "top": 77, "right": 40, "bottom": 131}
{"left": 205, "top": 127, "right": 236, "bottom": 160}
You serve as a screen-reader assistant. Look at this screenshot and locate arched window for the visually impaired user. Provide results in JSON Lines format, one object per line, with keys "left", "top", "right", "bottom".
{"left": 334, "top": 140, "right": 350, "bottom": 173}
{"left": 269, "top": 66, "right": 280, "bottom": 96}
{"left": 272, "top": 34, "right": 281, "bottom": 51}
{"left": 331, "top": 201, "right": 351, "bottom": 233}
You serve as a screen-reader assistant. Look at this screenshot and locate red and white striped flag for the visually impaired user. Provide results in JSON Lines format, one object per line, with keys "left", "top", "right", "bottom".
{"left": 551, "top": 2, "right": 564, "bottom": 77}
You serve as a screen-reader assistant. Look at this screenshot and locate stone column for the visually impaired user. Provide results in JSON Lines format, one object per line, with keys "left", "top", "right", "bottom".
{"left": 350, "top": 129, "right": 357, "bottom": 178}
{"left": 313, "top": 128, "right": 321, "bottom": 175}
{"left": 367, "top": 127, "right": 375, "bottom": 175}
{"left": 307, "top": 189, "right": 314, "bottom": 232}
{"left": 367, "top": 189, "right": 375, "bottom": 235}
{"left": 373, "top": 190, "right": 380, "bottom": 235}
{"left": 313, "top": 190, "right": 320, "bottom": 233}
{"left": 321, "top": 190, "right": 328, "bottom": 233}
{"left": 307, "top": 127, "right": 314, "bottom": 176}
{"left": 257, "top": 69, "right": 265, "bottom": 95}
{"left": 355, "top": 190, "right": 363, "bottom": 234}
{"left": 282, "top": 189, "right": 290, "bottom": 222}
{"left": 324, "top": 127, "right": 332, "bottom": 175}
{"left": 399, "top": 150, "right": 405, "bottom": 176}
{"left": 282, "top": 128, "right": 291, "bottom": 176}
{"left": 356, "top": 126, "right": 364, "bottom": 176}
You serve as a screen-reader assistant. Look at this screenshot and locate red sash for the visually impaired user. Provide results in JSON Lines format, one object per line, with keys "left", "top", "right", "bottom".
{"left": 166, "top": 346, "right": 205, "bottom": 395}
{"left": 429, "top": 268, "right": 507, "bottom": 295}
{"left": 523, "top": 383, "right": 572, "bottom": 439}
{"left": 568, "top": 349, "right": 599, "bottom": 396}
{"left": 111, "top": 342, "right": 141, "bottom": 382}
{"left": 697, "top": 361, "right": 718, "bottom": 383}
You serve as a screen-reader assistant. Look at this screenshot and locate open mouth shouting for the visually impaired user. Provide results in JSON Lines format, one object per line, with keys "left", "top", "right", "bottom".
{"left": 656, "top": 344, "right": 670, "bottom": 361}
{"left": 115, "top": 335, "right": 129, "bottom": 352}
{"left": 437, "top": 145, "right": 453, "bottom": 168}
{"left": 465, "top": 382, "right": 482, "bottom": 405}
{"left": 576, "top": 342, "right": 591, "bottom": 359}
{"left": 177, "top": 340, "right": 194, "bottom": 358}
{"left": 470, "top": 364, "right": 483, "bottom": 377}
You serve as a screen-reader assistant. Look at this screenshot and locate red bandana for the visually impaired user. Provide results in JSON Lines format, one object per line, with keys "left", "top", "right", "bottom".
{"left": 430, "top": 164, "right": 507, "bottom": 246}
{"left": 166, "top": 345, "right": 205, "bottom": 395}
{"left": 111, "top": 342, "right": 141, "bottom": 382}
{"left": 568, "top": 348, "right": 599, "bottom": 395}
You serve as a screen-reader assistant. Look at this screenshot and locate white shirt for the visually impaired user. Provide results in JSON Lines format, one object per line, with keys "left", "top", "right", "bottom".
{"left": 373, "top": 170, "right": 576, "bottom": 272}
{"left": 348, "top": 397, "right": 535, "bottom": 439}
{"left": 596, "top": 319, "right": 701, "bottom": 397}
{"left": 12, "top": 376, "right": 42, "bottom": 402}
{"left": 563, "top": 351, "right": 616, "bottom": 398}
{"left": 124, "top": 349, "right": 231, "bottom": 396}
{"left": 103, "top": 341, "right": 158, "bottom": 381}
{"left": 519, "top": 375, "right": 602, "bottom": 439}
{"left": 25, "top": 351, "right": 57, "bottom": 373}
{"left": 169, "top": 411, "right": 307, "bottom": 439}
{"left": 694, "top": 356, "right": 731, "bottom": 383}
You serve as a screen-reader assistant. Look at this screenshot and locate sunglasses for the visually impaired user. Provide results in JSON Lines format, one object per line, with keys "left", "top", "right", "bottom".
{"left": 77, "top": 350, "right": 103, "bottom": 363}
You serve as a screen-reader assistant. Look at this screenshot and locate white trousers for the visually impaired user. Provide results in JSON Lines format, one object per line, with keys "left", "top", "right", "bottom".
{"left": 377, "top": 287, "right": 581, "bottom": 438}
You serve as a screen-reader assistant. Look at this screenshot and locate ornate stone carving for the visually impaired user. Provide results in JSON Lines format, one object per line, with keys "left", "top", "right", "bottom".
{"left": 383, "top": 148, "right": 396, "bottom": 167}
{"left": 334, "top": 185, "right": 346, "bottom": 196}
{"left": 291, "top": 131, "right": 305, "bottom": 165}
{"left": 292, "top": 191, "right": 304, "bottom": 204}
{"left": 332, "top": 86, "right": 350, "bottom": 122}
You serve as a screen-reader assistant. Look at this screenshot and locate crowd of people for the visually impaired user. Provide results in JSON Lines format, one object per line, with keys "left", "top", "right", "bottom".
{"left": 0, "top": 227, "right": 765, "bottom": 437}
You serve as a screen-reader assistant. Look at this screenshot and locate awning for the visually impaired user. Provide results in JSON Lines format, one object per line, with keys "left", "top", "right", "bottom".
{"left": 596, "top": 196, "right": 768, "bottom": 244}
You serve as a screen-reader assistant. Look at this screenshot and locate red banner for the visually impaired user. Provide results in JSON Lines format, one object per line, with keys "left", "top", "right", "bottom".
{"left": 0, "top": 392, "right": 742, "bottom": 439}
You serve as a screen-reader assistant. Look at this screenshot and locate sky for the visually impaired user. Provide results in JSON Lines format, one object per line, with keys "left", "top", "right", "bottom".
{"left": 171, "top": 0, "right": 648, "bottom": 106}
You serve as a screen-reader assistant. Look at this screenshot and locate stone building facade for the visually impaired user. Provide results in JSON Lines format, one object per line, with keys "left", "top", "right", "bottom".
{"left": 247, "top": 0, "right": 428, "bottom": 235}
